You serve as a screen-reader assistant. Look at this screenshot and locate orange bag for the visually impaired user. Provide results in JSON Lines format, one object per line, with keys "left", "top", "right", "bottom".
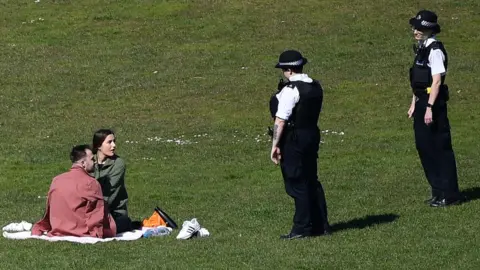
{"left": 142, "top": 210, "right": 167, "bottom": 227}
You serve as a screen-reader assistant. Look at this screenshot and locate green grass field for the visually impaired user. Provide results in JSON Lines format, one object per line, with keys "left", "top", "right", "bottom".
{"left": 1, "top": 0, "right": 480, "bottom": 269}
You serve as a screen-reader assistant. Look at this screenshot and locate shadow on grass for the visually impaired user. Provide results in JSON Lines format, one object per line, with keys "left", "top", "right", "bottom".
{"left": 462, "top": 187, "right": 480, "bottom": 202}
{"left": 331, "top": 213, "right": 399, "bottom": 232}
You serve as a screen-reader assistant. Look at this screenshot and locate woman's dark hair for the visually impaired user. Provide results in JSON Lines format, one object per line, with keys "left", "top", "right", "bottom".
{"left": 92, "top": 129, "right": 115, "bottom": 154}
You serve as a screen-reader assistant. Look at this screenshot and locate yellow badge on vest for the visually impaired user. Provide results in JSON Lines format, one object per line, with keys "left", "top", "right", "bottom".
{"left": 426, "top": 87, "right": 431, "bottom": 94}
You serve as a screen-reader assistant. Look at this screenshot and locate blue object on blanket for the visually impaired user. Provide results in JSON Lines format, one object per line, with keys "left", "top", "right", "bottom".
{"left": 143, "top": 227, "right": 171, "bottom": 238}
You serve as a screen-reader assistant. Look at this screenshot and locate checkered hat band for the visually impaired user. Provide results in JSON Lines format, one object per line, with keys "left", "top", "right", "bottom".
{"left": 278, "top": 59, "right": 303, "bottom": 66}
{"left": 421, "top": 20, "right": 437, "bottom": 27}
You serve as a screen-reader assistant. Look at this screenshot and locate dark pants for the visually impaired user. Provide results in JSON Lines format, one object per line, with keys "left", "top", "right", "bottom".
{"left": 280, "top": 128, "right": 329, "bottom": 235}
{"left": 112, "top": 213, "right": 132, "bottom": 234}
{"left": 414, "top": 98, "right": 460, "bottom": 199}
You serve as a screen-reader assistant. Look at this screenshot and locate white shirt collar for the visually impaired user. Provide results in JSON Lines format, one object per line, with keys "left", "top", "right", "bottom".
{"left": 419, "top": 36, "right": 437, "bottom": 48}
{"left": 288, "top": 73, "right": 313, "bottom": 83}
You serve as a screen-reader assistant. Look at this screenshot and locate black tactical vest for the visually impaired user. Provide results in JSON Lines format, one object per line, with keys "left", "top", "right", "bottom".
{"left": 409, "top": 41, "right": 448, "bottom": 98}
{"left": 269, "top": 80, "right": 323, "bottom": 129}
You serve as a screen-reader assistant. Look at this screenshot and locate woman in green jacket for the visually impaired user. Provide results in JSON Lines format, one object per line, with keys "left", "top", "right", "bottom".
{"left": 92, "top": 129, "right": 131, "bottom": 233}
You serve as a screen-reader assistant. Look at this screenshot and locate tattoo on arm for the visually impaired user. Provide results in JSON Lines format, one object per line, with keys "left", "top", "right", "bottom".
{"left": 273, "top": 124, "right": 278, "bottom": 141}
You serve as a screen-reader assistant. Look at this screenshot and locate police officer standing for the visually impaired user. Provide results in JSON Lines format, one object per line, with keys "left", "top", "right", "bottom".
{"left": 408, "top": 10, "right": 463, "bottom": 207}
{"left": 270, "top": 50, "right": 330, "bottom": 239}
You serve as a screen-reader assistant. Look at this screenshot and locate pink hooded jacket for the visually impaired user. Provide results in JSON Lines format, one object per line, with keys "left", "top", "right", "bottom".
{"left": 31, "top": 166, "right": 117, "bottom": 238}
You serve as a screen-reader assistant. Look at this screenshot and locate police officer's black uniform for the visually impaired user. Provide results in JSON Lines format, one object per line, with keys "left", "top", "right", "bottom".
{"left": 270, "top": 50, "right": 330, "bottom": 239}
{"left": 409, "top": 10, "right": 462, "bottom": 207}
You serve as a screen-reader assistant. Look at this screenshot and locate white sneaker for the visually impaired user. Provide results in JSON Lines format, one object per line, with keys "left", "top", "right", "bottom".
{"left": 176, "top": 218, "right": 201, "bottom": 240}
{"left": 196, "top": 228, "right": 210, "bottom": 237}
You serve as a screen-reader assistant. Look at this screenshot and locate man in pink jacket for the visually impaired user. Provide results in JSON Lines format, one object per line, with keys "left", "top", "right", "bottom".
{"left": 32, "top": 145, "right": 117, "bottom": 238}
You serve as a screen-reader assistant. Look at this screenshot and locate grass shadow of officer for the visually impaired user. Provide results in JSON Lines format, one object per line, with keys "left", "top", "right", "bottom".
{"left": 269, "top": 50, "right": 330, "bottom": 240}
{"left": 408, "top": 10, "right": 464, "bottom": 207}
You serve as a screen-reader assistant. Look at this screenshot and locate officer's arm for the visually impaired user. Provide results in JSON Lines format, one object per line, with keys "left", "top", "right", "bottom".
{"left": 272, "top": 117, "right": 285, "bottom": 148}
{"left": 428, "top": 74, "right": 441, "bottom": 106}
{"left": 428, "top": 49, "right": 445, "bottom": 106}
{"left": 272, "top": 86, "right": 298, "bottom": 147}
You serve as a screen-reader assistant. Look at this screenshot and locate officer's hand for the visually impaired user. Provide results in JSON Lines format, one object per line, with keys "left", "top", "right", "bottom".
{"left": 407, "top": 105, "right": 415, "bottom": 118}
{"left": 271, "top": 146, "right": 281, "bottom": 165}
{"left": 424, "top": 108, "right": 433, "bottom": 125}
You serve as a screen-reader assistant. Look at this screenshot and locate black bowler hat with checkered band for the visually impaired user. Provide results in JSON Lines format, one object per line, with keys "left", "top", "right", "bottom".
{"left": 275, "top": 50, "right": 308, "bottom": 69}
{"left": 409, "top": 10, "right": 441, "bottom": 34}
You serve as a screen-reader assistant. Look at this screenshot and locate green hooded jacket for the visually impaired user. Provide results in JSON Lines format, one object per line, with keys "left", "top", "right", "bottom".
{"left": 93, "top": 155, "right": 129, "bottom": 217}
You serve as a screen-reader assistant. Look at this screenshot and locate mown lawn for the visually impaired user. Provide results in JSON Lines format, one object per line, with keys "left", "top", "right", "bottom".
{"left": 1, "top": 0, "right": 479, "bottom": 269}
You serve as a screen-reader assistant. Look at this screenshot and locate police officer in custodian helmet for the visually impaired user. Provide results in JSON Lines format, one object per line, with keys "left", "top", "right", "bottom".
{"left": 408, "top": 10, "right": 464, "bottom": 207}
{"left": 269, "top": 50, "right": 330, "bottom": 239}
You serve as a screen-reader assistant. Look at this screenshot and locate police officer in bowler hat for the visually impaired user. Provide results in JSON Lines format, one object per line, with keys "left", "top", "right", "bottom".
{"left": 408, "top": 10, "right": 463, "bottom": 207}
{"left": 270, "top": 50, "right": 330, "bottom": 239}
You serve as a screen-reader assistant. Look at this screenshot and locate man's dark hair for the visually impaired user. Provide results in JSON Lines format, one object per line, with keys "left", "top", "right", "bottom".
{"left": 92, "top": 129, "right": 115, "bottom": 154}
{"left": 70, "top": 144, "right": 92, "bottom": 163}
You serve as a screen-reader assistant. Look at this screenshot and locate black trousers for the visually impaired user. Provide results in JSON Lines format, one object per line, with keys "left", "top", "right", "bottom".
{"left": 414, "top": 98, "right": 460, "bottom": 199}
{"left": 112, "top": 213, "right": 132, "bottom": 234}
{"left": 279, "top": 128, "right": 329, "bottom": 235}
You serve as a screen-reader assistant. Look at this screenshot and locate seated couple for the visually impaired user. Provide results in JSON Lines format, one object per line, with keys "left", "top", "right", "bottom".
{"left": 32, "top": 129, "right": 132, "bottom": 238}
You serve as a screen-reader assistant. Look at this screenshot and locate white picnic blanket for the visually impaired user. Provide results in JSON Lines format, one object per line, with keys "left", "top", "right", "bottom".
{"left": 2, "top": 229, "right": 148, "bottom": 244}
{"left": 2, "top": 224, "right": 150, "bottom": 244}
